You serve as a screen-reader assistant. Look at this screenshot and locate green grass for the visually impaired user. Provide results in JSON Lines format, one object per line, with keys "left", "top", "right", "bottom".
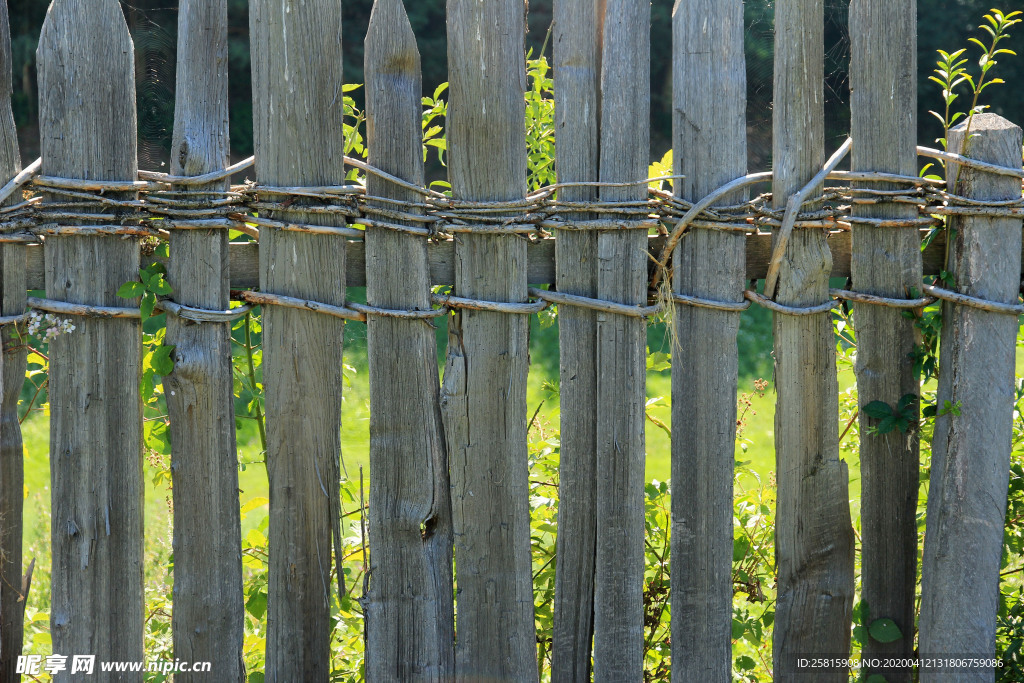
{"left": 20, "top": 296, "right": 784, "bottom": 573}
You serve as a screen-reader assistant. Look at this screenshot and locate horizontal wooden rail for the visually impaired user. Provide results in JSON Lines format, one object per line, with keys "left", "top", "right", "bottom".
{"left": 16, "top": 229, "right": 1017, "bottom": 292}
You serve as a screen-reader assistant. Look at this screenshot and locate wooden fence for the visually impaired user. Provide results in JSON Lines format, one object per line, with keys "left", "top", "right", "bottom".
{"left": 0, "top": 0, "right": 1022, "bottom": 681}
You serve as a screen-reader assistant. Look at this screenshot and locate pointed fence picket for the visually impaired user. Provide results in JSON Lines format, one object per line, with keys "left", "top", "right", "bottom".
{"left": 363, "top": 0, "right": 454, "bottom": 678}
{"left": 165, "top": 1, "right": 245, "bottom": 679}
{"left": 37, "top": 1, "right": 145, "bottom": 678}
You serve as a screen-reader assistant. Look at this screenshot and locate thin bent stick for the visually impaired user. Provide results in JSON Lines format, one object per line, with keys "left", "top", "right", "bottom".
{"left": 764, "top": 137, "right": 852, "bottom": 297}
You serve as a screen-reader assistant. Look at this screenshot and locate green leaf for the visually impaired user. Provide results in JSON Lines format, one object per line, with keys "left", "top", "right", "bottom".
{"left": 897, "top": 393, "right": 918, "bottom": 412}
{"left": 116, "top": 281, "right": 144, "bottom": 299}
{"left": 140, "top": 294, "right": 156, "bottom": 322}
{"left": 735, "top": 655, "right": 757, "bottom": 671}
{"left": 866, "top": 675, "right": 890, "bottom": 683}
{"left": 149, "top": 276, "right": 173, "bottom": 296}
{"left": 862, "top": 401, "right": 893, "bottom": 420}
{"left": 877, "top": 415, "right": 897, "bottom": 435}
{"left": 869, "top": 617, "right": 903, "bottom": 643}
{"left": 246, "top": 590, "right": 268, "bottom": 621}
{"left": 151, "top": 344, "right": 176, "bottom": 377}
{"left": 731, "top": 618, "right": 746, "bottom": 639}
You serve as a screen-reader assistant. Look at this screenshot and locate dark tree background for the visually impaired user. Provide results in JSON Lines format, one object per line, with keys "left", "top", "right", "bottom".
{"left": 8, "top": 0, "right": 1024, "bottom": 173}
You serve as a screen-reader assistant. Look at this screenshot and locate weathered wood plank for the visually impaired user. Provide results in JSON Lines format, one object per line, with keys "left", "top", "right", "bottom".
{"left": 249, "top": 1, "right": 347, "bottom": 679}
{"left": 550, "top": 0, "right": 602, "bottom": 678}
{"left": 37, "top": 1, "right": 144, "bottom": 678}
{"left": 770, "top": 0, "right": 855, "bottom": 678}
{"left": 592, "top": 0, "right": 649, "bottom": 679}
{"left": 164, "top": 1, "right": 244, "bottom": 680}
{"left": 671, "top": 0, "right": 747, "bottom": 680}
{"left": 363, "top": 0, "right": 454, "bottom": 679}
{"left": 0, "top": 1, "right": 26, "bottom": 679}
{"left": 919, "top": 114, "right": 1023, "bottom": 682}
{"left": 440, "top": 0, "right": 537, "bottom": 679}
{"left": 25, "top": 228, "right": 985, "bottom": 292}
{"left": 849, "top": 1, "right": 920, "bottom": 677}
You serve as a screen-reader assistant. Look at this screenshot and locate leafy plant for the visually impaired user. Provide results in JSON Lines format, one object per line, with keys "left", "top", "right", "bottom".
{"left": 862, "top": 394, "right": 918, "bottom": 436}
{"left": 927, "top": 9, "right": 1022, "bottom": 159}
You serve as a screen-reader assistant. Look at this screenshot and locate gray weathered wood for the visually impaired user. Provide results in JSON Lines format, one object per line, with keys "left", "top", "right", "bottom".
{"left": 592, "top": 1, "right": 649, "bottom": 679}
{"left": 550, "top": 0, "right": 602, "bottom": 678}
{"left": 919, "top": 114, "right": 1023, "bottom": 682}
{"left": 165, "top": 1, "right": 244, "bottom": 680}
{"left": 771, "top": 0, "right": 855, "bottom": 678}
{"left": 363, "top": 1, "right": 455, "bottom": 679}
{"left": 249, "top": 2, "right": 347, "bottom": 679}
{"left": 849, "top": 1, "right": 920, "bottom": 677}
{"left": 440, "top": 0, "right": 537, "bottom": 679}
{"left": 671, "top": 0, "right": 746, "bottom": 680}
{"left": 0, "top": 1, "right": 26, "bottom": 678}
{"left": 37, "top": 1, "right": 144, "bottom": 678}
{"left": 45, "top": 229, "right": 1003, "bottom": 293}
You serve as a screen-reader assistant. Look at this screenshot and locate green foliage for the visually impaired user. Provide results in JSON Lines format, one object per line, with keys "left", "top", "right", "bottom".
{"left": 524, "top": 56, "right": 556, "bottom": 192}
{"left": 862, "top": 394, "right": 918, "bottom": 436}
{"left": 926, "top": 9, "right": 1022, "bottom": 165}
{"left": 867, "top": 617, "right": 903, "bottom": 644}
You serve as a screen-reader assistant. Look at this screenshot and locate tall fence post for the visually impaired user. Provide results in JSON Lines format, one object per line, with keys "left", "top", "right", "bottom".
{"left": 770, "top": 0, "right": 855, "bottom": 677}
{"left": 249, "top": 2, "right": 348, "bottom": 679}
{"left": 0, "top": 1, "right": 27, "bottom": 679}
{"left": 165, "top": 0, "right": 245, "bottom": 680}
{"left": 363, "top": 0, "right": 455, "bottom": 678}
{"left": 593, "top": 0, "right": 649, "bottom": 679}
{"left": 848, "top": 0, "right": 920, "bottom": 678}
{"left": 441, "top": 0, "right": 537, "bottom": 678}
{"left": 37, "top": 0, "right": 144, "bottom": 676}
{"left": 550, "top": 0, "right": 602, "bottom": 678}
{"left": 919, "top": 113, "right": 1023, "bottom": 682}
{"left": 670, "top": 0, "right": 747, "bottom": 680}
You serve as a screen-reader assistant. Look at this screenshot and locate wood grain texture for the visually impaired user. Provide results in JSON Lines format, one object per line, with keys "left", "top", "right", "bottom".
{"left": 440, "top": 0, "right": 537, "bottom": 679}
{"left": 37, "top": 1, "right": 144, "bottom": 679}
{"left": 249, "top": 2, "right": 347, "bottom": 679}
{"left": 550, "top": 0, "right": 603, "bottom": 678}
{"left": 363, "top": 1, "right": 454, "bottom": 679}
{"left": 848, "top": 1, "right": 920, "bottom": 677}
{"left": 0, "top": 1, "right": 26, "bottom": 679}
{"left": 74, "top": 229, "right": 1003, "bottom": 293}
{"left": 671, "top": 1, "right": 746, "bottom": 680}
{"left": 165, "top": 1, "right": 245, "bottom": 680}
{"left": 919, "top": 115, "right": 1023, "bottom": 682}
{"left": 592, "top": 1, "right": 649, "bottom": 679}
{"left": 771, "top": 0, "right": 855, "bottom": 678}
